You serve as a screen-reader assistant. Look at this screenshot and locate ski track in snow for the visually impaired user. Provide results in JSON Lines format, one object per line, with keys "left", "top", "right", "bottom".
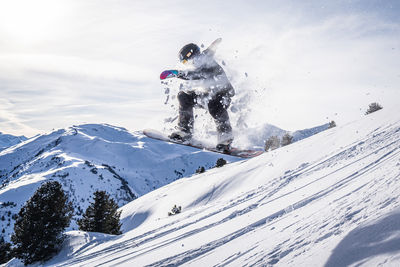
{"left": 47, "top": 112, "right": 400, "bottom": 266}
{"left": 148, "top": 135, "right": 400, "bottom": 266}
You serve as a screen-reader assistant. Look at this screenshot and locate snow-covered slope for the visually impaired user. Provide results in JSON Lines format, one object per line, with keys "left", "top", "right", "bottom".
{"left": 0, "top": 124, "right": 239, "bottom": 242}
{"left": 0, "top": 133, "right": 27, "bottom": 151}
{"left": 243, "top": 122, "right": 330, "bottom": 148}
{"left": 39, "top": 107, "right": 400, "bottom": 267}
{"left": 292, "top": 122, "right": 331, "bottom": 142}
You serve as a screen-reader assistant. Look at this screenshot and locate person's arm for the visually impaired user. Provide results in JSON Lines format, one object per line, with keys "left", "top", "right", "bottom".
{"left": 176, "top": 69, "right": 205, "bottom": 80}
{"left": 160, "top": 68, "right": 213, "bottom": 80}
{"left": 160, "top": 69, "right": 210, "bottom": 80}
{"left": 177, "top": 65, "right": 223, "bottom": 80}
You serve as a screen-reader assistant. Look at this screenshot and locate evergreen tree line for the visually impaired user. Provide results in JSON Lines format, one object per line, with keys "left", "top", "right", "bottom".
{"left": 264, "top": 122, "right": 336, "bottom": 152}
{"left": 0, "top": 181, "right": 121, "bottom": 265}
{"left": 264, "top": 132, "right": 295, "bottom": 152}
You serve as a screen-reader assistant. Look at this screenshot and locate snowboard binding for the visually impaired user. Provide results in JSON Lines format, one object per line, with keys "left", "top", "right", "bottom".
{"left": 168, "top": 131, "right": 192, "bottom": 143}
{"left": 216, "top": 143, "right": 231, "bottom": 153}
{"left": 216, "top": 138, "right": 233, "bottom": 153}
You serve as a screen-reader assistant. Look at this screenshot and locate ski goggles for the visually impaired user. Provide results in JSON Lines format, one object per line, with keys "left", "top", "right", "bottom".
{"left": 181, "top": 52, "right": 193, "bottom": 64}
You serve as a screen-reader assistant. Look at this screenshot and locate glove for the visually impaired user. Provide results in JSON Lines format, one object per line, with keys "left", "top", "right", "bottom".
{"left": 160, "top": 70, "right": 179, "bottom": 80}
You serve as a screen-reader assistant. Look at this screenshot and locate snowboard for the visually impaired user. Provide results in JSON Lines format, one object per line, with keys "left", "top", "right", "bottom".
{"left": 143, "top": 129, "right": 264, "bottom": 159}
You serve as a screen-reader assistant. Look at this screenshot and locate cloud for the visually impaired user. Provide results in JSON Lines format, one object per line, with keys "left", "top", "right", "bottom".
{"left": 0, "top": 0, "right": 399, "bottom": 136}
{"left": 0, "top": 99, "right": 39, "bottom": 136}
{"left": 0, "top": 54, "right": 153, "bottom": 84}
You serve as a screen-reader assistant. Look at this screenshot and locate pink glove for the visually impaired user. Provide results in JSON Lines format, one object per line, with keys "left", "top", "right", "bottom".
{"left": 160, "top": 70, "right": 178, "bottom": 80}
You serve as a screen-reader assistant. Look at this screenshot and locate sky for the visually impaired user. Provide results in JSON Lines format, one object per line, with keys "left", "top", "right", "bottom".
{"left": 0, "top": 0, "right": 399, "bottom": 137}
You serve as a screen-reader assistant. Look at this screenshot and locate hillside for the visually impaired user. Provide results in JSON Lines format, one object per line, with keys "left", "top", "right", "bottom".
{"left": 292, "top": 122, "right": 331, "bottom": 142}
{"left": 30, "top": 107, "right": 400, "bottom": 266}
{"left": 0, "top": 119, "right": 329, "bottom": 244}
{"left": 0, "top": 133, "right": 27, "bottom": 151}
{"left": 0, "top": 124, "right": 240, "bottom": 241}
{"left": 237, "top": 122, "right": 330, "bottom": 149}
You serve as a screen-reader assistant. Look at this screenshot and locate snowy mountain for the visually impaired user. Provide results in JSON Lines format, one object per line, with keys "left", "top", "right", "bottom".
{"left": 12, "top": 107, "right": 396, "bottom": 266}
{"left": 243, "top": 122, "right": 331, "bottom": 148}
{"left": 0, "top": 133, "right": 27, "bottom": 151}
{"left": 0, "top": 119, "right": 330, "bottom": 244}
{"left": 0, "top": 124, "right": 240, "bottom": 242}
{"left": 292, "top": 122, "right": 331, "bottom": 142}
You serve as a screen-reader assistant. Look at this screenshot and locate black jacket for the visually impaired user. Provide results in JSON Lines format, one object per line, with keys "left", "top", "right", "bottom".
{"left": 177, "top": 53, "right": 235, "bottom": 98}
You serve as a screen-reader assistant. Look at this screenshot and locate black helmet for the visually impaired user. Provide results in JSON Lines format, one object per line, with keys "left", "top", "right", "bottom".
{"left": 179, "top": 43, "right": 200, "bottom": 62}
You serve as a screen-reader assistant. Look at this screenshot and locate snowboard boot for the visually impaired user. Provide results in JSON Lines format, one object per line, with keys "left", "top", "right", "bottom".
{"left": 216, "top": 138, "right": 233, "bottom": 153}
{"left": 216, "top": 130, "right": 233, "bottom": 152}
{"left": 169, "top": 130, "right": 192, "bottom": 143}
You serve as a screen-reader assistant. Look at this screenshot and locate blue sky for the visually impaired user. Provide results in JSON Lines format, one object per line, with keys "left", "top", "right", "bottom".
{"left": 0, "top": 0, "right": 399, "bottom": 137}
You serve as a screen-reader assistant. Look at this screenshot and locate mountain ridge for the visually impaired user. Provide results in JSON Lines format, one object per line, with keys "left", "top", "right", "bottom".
{"left": 0, "top": 124, "right": 240, "bottom": 242}
{"left": 0, "top": 132, "right": 27, "bottom": 152}
{"left": 0, "top": 120, "right": 338, "bottom": 245}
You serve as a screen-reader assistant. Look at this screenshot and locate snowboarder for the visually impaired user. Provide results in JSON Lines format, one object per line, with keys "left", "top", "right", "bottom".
{"left": 161, "top": 39, "right": 235, "bottom": 151}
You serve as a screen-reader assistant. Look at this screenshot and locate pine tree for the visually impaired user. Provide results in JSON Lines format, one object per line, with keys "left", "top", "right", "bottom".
{"left": 11, "top": 181, "right": 73, "bottom": 265}
{"left": 196, "top": 166, "right": 206, "bottom": 174}
{"left": 265, "top": 135, "right": 280, "bottom": 151}
{"left": 281, "top": 133, "right": 294, "bottom": 147}
{"left": 0, "top": 236, "right": 13, "bottom": 264}
{"left": 215, "top": 158, "right": 227, "bottom": 168}
{"left": 365, "top": 102, "right": 383, "bottom": 115}
{"left": 78, "top": 191, "right": 122, "bottom": 235}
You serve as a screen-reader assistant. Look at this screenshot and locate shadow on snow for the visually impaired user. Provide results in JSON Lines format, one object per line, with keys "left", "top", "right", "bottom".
{"left": 325, "top": 211, "right": 400, "bottom": 267}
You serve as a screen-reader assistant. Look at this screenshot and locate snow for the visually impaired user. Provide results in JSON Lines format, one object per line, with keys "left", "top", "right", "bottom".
{"left": 0, "top": 124, "right": 240, "bottom": 243}
{"left": 0, "top": 118, "right": 323, "bottom": 244}
{"left": 8, "top": 106, "right": 396, "bottom": 266}
{"left": 324, "top": 207, "right": 400, "bottom": 266}
{"left": 235, "top": 122, "right": 330, "bottom": 149}
{"left": 0, "top": 133, "right": 27, "bottom": 151}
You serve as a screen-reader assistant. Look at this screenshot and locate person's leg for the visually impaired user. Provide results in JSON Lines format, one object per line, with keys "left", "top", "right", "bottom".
{"left": 169, "top": 91, "right": 196, "bottom": 141}
{"left": 208, "top": 92, "right": 233, "bottom": 147}
{"left": 177, "top": 91, "right": 196, "bottom": 133}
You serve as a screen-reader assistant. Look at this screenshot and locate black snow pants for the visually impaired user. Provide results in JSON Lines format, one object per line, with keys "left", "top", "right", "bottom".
{"left": 177, "top": 90, "right": 233, "bottom": 141}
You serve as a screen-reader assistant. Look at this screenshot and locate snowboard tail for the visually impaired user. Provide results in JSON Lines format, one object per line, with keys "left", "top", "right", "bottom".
{"left": 143, "top": 129, "right": 263, "bottom": 159}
